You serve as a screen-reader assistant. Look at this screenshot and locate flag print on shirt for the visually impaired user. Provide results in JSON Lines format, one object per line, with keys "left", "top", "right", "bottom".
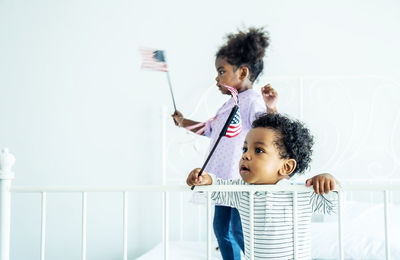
{"left": 225, "top": 107, "right": 241, "bottom": 138}
{"left": 185, "top": 83, "right": 242, "bottom": 138}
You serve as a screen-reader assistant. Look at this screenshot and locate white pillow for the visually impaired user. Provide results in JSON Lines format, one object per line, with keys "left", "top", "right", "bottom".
{"left": 311, "top": 201, "right": 400, "bottom": 260}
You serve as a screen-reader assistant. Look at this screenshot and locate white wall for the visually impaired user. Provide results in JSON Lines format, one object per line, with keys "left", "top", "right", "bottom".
{"left": 1, "top": 0, "right": 400, "bottom": 259}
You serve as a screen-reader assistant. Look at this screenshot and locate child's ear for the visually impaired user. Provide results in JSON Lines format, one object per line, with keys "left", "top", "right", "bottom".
{"left": 239, "top": 66, "right": 250, "bottom": 80}
{"left": 279, "top": 159, "right": 296, "bottom": 177}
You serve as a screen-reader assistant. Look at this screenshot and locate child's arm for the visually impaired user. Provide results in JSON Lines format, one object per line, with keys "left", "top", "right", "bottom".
{"left": 261, "top": 84, "right": 278, "bottom": 114}
{"left": 171, "top": 110, "right": 205, "bottom": 134}
{"left": 305, "top": 173, "right": 337, "bottom": 194}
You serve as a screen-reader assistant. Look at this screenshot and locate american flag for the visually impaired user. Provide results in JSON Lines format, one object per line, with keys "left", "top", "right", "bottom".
{"left": 140, "top": 48, "right": 168, "bottom": 72}
{"left": 218, "top": 84, "right": 241, "bottom": 138}
{"left": 225, "top": 107, "right": 241, "bottom": 138}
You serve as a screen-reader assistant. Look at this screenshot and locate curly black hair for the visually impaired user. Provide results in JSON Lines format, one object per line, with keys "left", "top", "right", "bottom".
{"left": 252, "top": 113, "right": 314, "bottom": 176}
{"left": 216, "top": 27, "right": 270, "bottom": 82}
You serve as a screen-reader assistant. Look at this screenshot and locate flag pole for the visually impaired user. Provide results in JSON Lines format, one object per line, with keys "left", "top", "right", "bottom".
{"left": 165, "top": 70, "right": 177, "bottom": 112}
{"left": 191, "top": 105, "right": 239, "bottom": 190}
{"left": 141, "top": 48, "right": 178, "bottom": 112}
{"left": 162, "top": 51, "right": 177, "bottom": 112}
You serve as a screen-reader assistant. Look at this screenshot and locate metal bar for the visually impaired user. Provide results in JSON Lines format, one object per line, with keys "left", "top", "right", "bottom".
{"left": 161, "top": 106, "right": 167, "bottom": 186}
{"left": 206, "top": 192, "right": 211, "bottom": 260}
{"left": 0, "top": 178, "right": 12, "bottom": 260}
{"left": 162, "top": 105, "right": 168, "bottom": 260}
{"left": 293, "top": 191, "right": 298, "bottom": 260}
{"left": 40, "top": 192, "right": 46, "bottom": 260}
{"left": 197, "top": 205, "right": 201, "bottom": 242}
{"left": 179, "top": 193, "right": 183, "bottom": 241}
{"left": 123, "top": 192, "right": 128, "bottom": 260}
{"left": 384, "top": 191, "right": 391, "bottom": 260}
{"left": 11, "top": 184, "right": 400, "bottom": 193}
{"left": 338, "top": 191, "right": 344, "bottom": 260}
{"left": 249, "top": 191, "right": 254, "bottom": 260}
{"left": 81, "top": 192, "right": 87, "bottom": 260}
{"left": 163, "top": 192, "right": 168, "bottom": 260}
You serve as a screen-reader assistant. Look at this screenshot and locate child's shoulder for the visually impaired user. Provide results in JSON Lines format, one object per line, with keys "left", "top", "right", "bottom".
{"left": 240, "top": 89, "right": 261, "bottom": 101}
{"left": 239, "top": 89, "right": 264, "bottom": 109}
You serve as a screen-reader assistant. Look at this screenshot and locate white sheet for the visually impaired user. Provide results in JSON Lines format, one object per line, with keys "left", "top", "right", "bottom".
{"left": 311, "top": 201, "right": 400, "bottom": 260}
{"left": 135, "top": 241, "right": 223, "bottom": 260}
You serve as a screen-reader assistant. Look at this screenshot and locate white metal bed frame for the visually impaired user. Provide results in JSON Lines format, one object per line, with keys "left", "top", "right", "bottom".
{"left": 2, "top": 78, "right": 400, "bottom": 259}
{"left": 1, "top": 148, "right": 399, "bottom": 260}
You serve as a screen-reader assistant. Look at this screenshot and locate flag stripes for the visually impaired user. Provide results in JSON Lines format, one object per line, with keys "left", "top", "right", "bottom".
{"left": 225, "top": 107, "right": 242, "bottom": 138}
{"left": 140, "top": 48, "right": 168, "bottom": 72}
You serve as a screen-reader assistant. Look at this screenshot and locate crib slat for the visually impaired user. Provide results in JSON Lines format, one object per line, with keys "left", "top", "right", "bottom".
{"left": 179, "top": 193, "right": 183, "bottom": 241}
{"left": 249, "top": 191, "right": 254, "bottom": 260}
{"left": 123, "top": 192, "right": 128, "bottom": 260}
{"left": 338, "top": 191, "right": 344, "bottom": 260}
{"left": 81, "top": 192, "right": 87, "bottom": 260}
{"left": 161, "top": 106, "right": 167, "bottom": 186}
{"left": 206, "top": 192, "right": 211, "bottom": 260}
{"left": 163, "top": 191, "right": 169, "bottom": 260}
{"left": 197, "top": 205, "right": 201, "bottom": 241}
{"left": 292, "top": 191, "right": 297, "bottom": 260}
{"left": 40, "top": 192, "right": 46, "bottom": 260}
{"left": 384, "top": 190, "right": 391, "bottom": 260}
{"left": 0, "top": 176, "right": 13, "bottom": 260}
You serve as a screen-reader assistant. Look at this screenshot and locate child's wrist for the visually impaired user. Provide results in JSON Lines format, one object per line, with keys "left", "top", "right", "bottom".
{"left": 178, "top": 118, "right": 185, "bottom": 127}
{"left": 267, "top": 106, "right": 277, "bottom": 114}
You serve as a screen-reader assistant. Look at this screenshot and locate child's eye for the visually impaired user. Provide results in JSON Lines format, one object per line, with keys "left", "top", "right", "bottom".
{"left": 219, "top": 70, "right": 224, "bottom": 75}
{"left": 255, "top": 148, "right": 264, "bottom": 154}
{"left": 242, "top": 147, "right": 248, "bottom": 153}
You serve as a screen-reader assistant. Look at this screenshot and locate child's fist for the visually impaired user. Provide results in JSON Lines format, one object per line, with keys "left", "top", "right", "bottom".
{"left": 261, "top": 84, "right": 278, "bottom": 111}
{"left": 171, "top": 110, "right": 184, "bottom": 126}
{"left": 186, "top": 168, "right": 212, "bottom": 186}
{"left": 306, "top": 173, "right": 337, "bottom": 194}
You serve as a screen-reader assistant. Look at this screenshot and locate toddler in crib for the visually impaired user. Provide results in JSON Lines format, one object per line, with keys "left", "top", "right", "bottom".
{"left": 187, "top": 113, "right": 337, "bottom": 260}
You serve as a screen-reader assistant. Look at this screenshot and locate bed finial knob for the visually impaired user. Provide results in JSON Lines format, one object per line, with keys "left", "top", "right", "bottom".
{"left": 0, "top": 148, "right": 15, "bottom": 179}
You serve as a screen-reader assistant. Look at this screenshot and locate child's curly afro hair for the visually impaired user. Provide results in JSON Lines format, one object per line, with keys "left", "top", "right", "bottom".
{"left": 252, "top": 113, "right": 314, "bottom": 176}
{"left": 216, "top": 27, "right": 270, "bottom": 82}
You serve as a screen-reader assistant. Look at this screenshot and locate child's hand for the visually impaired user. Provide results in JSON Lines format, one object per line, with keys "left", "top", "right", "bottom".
{"left": 186, "top": 168, "right": 212, "bottom": 186}
{"left": 171, "top": 110, "right": 184, "bottom": 127}
{"left": 306, "top": 173, "right": 337, "bottom": 194}
{"left": 261, "top": 84, "right": 278, "bottom": 113}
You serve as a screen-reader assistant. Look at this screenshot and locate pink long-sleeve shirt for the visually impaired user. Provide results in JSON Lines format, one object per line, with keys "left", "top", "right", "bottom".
{"left": 204, "top": 89, "right": 266, "bottom": 180}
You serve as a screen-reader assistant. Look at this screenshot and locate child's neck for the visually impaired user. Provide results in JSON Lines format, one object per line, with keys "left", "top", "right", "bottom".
{"left": 236, "top": 84, "right": 253, "bottom": 93}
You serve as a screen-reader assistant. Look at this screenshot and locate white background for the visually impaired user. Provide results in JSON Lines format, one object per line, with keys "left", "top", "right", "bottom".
{"left": 1, "top": 0, "right": 400, "bottom": 259}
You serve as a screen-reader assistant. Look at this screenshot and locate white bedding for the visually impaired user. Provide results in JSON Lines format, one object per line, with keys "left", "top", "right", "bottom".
{"left": 135, "top": 241, "right": 223, "bottom": 260}
{"left": 136, "top": 202, "right": 400, "bottom": 260}
{"left": 311, "top": 201, "right": 400, "bottom": 260}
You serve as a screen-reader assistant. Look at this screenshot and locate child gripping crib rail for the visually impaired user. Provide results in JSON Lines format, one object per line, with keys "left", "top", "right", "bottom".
{"left": 187, "top": 113, "right": 338, "bottom": 260}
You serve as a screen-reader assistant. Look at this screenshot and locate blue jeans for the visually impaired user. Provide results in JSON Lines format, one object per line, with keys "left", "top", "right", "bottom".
{"left": 213, "top": 205, "right": 245, "bottom": 260}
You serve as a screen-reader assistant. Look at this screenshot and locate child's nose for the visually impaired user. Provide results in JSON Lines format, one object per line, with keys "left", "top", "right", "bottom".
{"left": 242, "top": 152, "right": 250, "bottom": 160}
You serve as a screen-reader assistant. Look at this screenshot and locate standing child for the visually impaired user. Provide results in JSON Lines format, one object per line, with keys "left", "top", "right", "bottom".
{"left": 172, "top": 27, "right": 276, "bottom": 260}
{"left": 187, "top": 113, "right": 338, "bottom": 260}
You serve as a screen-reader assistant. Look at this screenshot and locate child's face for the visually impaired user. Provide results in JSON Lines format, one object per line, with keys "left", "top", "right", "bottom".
{"left": 215, "top": 57, "right": 242, "bottom": 95}
{"left": 239, "top": 127, "right": 289, "bottom": 184}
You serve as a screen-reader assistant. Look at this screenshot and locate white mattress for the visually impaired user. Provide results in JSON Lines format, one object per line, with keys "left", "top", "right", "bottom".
{"left": 135, "top": 241, "right": 224, "bottom": 260}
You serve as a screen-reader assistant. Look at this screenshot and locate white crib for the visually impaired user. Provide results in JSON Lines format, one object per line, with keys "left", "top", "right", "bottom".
{"left": 2, "top": 76, "right": 400, "bottom": 260}
{"left": 1, "top": 148, "right": 400, "bottom": 260}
